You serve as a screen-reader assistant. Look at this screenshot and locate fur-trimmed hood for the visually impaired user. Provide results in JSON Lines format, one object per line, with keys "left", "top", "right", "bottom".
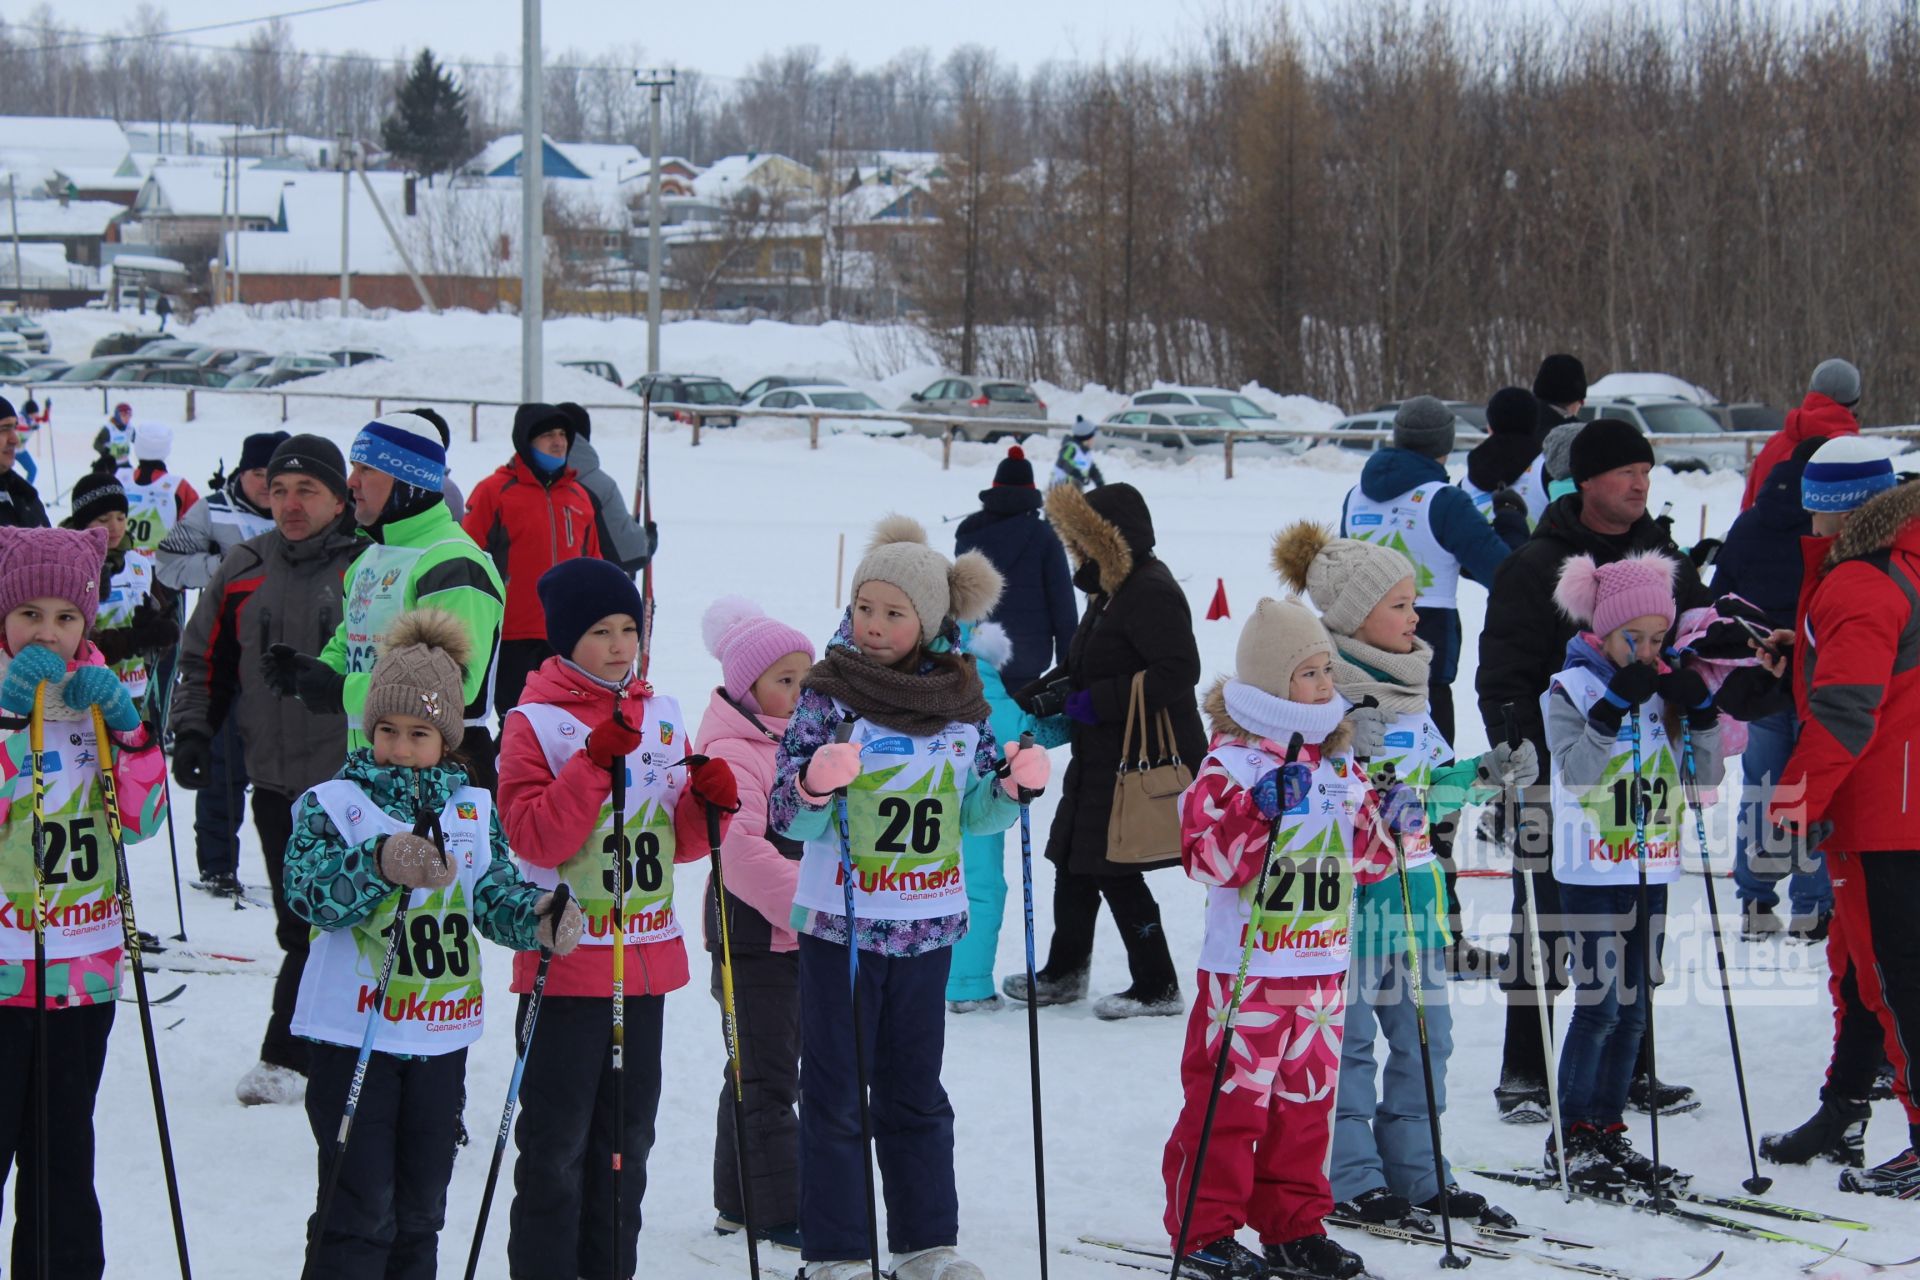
{"left": 1045, "top": 481, "right": 1154, "bottom": 595}
{"left": 1200, "top": 676, "right": 1353, "bottom": 754}
{"left": 1827, "top": 476, "right": 1920, "bottom": 571}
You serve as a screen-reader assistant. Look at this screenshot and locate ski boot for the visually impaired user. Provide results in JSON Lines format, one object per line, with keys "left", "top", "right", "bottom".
{"left": 1333, "top": 1186, "right": 1430, "bottom": 1231}
{"left": 1547, "top": 1121, "right": 1628, "bottom": 1194}
{"left": 1838, "top": 1147, "right": 1920, "bottom": 1198}
{"left": 1093, "top": 984, "right": 1185, "bottom": 1020}
{"left": 1871, "top": 1061, "right": 1897, "bottom": 1102}
{"left": 947, "top": 994, "right": 1004, "bottom": 1014}
{"left": 1598, "top": 1122, "right": 1688, "bottom": 1190}
{"left": 1759, "top": 1092, "right": 1869, "bottom": 1167}
{"left": 713, "top": 1213, "right": 803, "bottom": 1251}
{"left": 1264, "top": 1232, "right": 1367, "bottom": 1279}
{"left": 234, "top": 1060, "right": 305, "bottom": 1106}
{"left": 1628, "top": 1074, "right": 1699, "bottom": 1116}
{"left": 1417, "top": 1183, "right": 1514, "bottom": 1228}
{"left": 1001, "top": 965, "right": 1087, "bottom": 1006}
{"left": 892, "top": 1245, "right": 986, "bottom": 1279}
{"left": 1741, "top": 900, "right": 1784, "bottom": 940}
{"left": 1495, "top": 1073, "right": 1550, "bottom": 1125}
{"left": 798, "top": 1264, "right": 871, "bottom": 1280}
{"left": 195, "top": 871, "right": 245, "bottom": 900}
{"left": 1173, "top": 1235, "right": 1270, "bottom": 1279}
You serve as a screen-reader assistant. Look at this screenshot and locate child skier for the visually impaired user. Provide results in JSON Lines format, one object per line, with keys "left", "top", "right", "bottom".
{"left": 1052, "top": 417, "right": 1105, "bottom": 490}
{"left": 286, "top": 607, "right": 585, "bottom": 1277}
{"left": 1163, "top": 595, "right": 1401, "bottom": 1280}
{"left": 0, "top": 522, "right": 168, "bottom": 1280}
{"left": 496, "top": 557, "right": 738, "bottom": 1280}
{"left": 60, "top": 471, "right": 179, "bottom": 720}
{"left": 1544, "top": 552, "right": 1724, "bottom": 1192}
{"left": 771, "top": 515, "right": 1045, "bottom": 1280}
{"left": 1274, "top": 522, "right": 1536, "bottom": 1227}
{"left": 693, "top": 595, "right": 817, "bottom": 1249}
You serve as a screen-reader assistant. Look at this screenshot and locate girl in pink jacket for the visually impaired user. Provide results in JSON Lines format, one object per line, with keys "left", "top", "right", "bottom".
{"left": 693, "top": 596, "right": 816, "bottom": 1252}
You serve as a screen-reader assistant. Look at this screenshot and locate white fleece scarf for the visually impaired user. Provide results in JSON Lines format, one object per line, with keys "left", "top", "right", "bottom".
{"left": 1224, "top": 679, "right": 1348, "bottom": 748}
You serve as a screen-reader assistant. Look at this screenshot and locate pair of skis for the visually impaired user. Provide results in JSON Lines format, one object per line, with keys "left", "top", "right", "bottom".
{"left": 1069, "top": 1230, "right": 1724, "bottom": 1280}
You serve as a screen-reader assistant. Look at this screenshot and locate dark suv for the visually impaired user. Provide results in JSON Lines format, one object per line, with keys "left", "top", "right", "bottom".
{"left": 628, "top": 373, "right": 742, "bottom": 427}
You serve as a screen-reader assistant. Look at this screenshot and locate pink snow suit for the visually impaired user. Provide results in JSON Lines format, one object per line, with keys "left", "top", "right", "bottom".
{"left": 692, "top": 687, "right": 798, "bottom": 951}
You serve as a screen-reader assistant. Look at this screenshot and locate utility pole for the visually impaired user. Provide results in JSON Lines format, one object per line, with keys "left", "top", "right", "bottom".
{"left": 338, "top": 136, "right": 352, "bottom": 314}
{"left": 636, "top": 68, "right": 675, "bottom": 375}
{"left": 521, "top": 0, "right": 545, "bottom": 402}
{"left": 231, "top": 122, "right": 243, "bottom": 304}
{"left": 7, "top": 173, "right": 21, "bottom": 308}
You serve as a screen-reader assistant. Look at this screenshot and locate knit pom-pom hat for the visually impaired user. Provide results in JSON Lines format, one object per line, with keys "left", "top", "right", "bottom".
{"left": 1272, "top": 520, "right": 1418, "bottom": 638}
{"left": 702, "top": 595, "right": 816, "bottom": 707}
{"left": 363, "top": 608, "right": 471, "bottom": 747}
{"left": 852, "top": 514, "right": 1004, "bottom": 643}
{"left": 0, "top": 524, "right": 111, "bottom": 633}
{"left": 1554, "top": 551, "right": 1676, "bottom": 642}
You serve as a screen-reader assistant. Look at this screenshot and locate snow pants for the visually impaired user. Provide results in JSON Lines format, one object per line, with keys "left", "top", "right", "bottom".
{"left": 1331, "top": 945, "right": 1452, "bottom": 1204}
{"left": 1824, "top": 851, "right": 1920, "bottom": 1126}
{"left": 711, "top": 947, "right": 801, "bottom": 1228}
{"left": 0, "top": 1001, "right": 114, "bottom": 1280}
{"left": 1162, "top": 969, "right": 1345, "bottom": 1248}
{"left": 192, "top": 713, "right": 251, "bottom": 880}
{"left": 947, "top": 828, "right": 1009, "bottom": 1002}
{"left": 254, "top": 786, "right": 311, "bottom": 1074}
{"left": 1555, "top": 881, "right": 1668, "bottom": 1127}
{"left": 797, "top": 932, "right": 957, "bottom": 1263}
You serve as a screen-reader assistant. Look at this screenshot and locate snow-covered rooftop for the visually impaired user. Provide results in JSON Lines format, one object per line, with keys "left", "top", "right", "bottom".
{"left": 691, "top": 153, "right": 815, "bottom": 201}
{"left": 0, "top": 117, "right": 135, "bottom": 178}
{"left": 226, "top": 171, "right": 522, "bottom": 277}
{"left": 2, "top": 197, "right": 125, "bottom": 237}
{"left": 469, "top": 134, "right": 648, "bottom": 183}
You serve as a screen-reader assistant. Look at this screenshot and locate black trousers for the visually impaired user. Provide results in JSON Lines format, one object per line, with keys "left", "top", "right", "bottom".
{"left": 0, "top": 1002, "right": 115, "bottom": 1280}
{"left": 1042, "top": 863, "right": 1179, "bottom": 994}
{"left": 494, "top": 638, "right": 554, "bottom": 723}
{"left": 193, "top": 714, "right": 251, "bottom": 879}
{"left": 303, "top": 1042, "right": 468, "bottom": 1280}
{"left": 508, "top": 994, "right": 665, "bottom": 1280}
{"left": 254, "top": 787, "right": 312, "bottom": 1072}
{"left": 710, "top": 947, "right": 802, "bottom": 1227}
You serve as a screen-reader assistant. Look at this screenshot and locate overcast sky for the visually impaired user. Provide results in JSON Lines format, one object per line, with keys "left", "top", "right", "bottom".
{"left": 53, "top": 0, "right": 1249, "bottom": 81}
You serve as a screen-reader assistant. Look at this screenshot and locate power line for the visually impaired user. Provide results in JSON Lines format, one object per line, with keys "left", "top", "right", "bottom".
{"left": 20, "top": 0, "right": 381, "bottom": 55}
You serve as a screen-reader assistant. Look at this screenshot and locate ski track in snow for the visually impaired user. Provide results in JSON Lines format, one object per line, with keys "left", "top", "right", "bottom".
{"left": 2, "top": 308, "right": 1903, "bottom": 1279}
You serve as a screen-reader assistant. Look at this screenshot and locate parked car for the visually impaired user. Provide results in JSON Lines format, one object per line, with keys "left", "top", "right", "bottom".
{"left": 1099, "top": 408, "right": 1299, "bottom": 461}
{"left": 740, "top": 373, "right": 846, "bottom": 403}
{"left": 628, "top": 372, "right": 743, "bottom": 427}
{"left": 1127, "top": 386, "right": 1296, "bottom": 435}
{"left": 0, "top": 353, "right": 39, "bottom": 379}
{"left": 0, "top": 332, "right": 24, "bottom": 356}
{"left": 264, "top": 353, "right": 342, "bottom": 375}
{"left": 222, "top": 353, "right": 274, "bottom": 375}
{"left": 743, "top": 385, "right": 906, "bottom": 437}
{"left": 51, "top": 355, "right": 148, "bottom": 383}
{"left": 561, "top": 359, "right": 623, "bottom": 385}
{"left": 107, "top": 361, "right": 229, "bottom": 388}
{"left": 89, "top": 331, "right": 168, "bottom": 358}
{"left": 1371, "top": 399, "right": 1488, "bottom": 430}
{"left": 1576, "top": 396, "right": 1746, "bottom": 472}
{"left": 326, "top": 347, "right": 387, "bottom": 367}
{"left": 194, "top": 347, "right": 268, "bottom": 370}
{"left": 899, "top": 376, "right": 1048, "bottom": 442}
{"left": 0, "top": 315, "right": 50, "bottom": 354}
{"left": 17, "top": 360, "right": 72, "bottom": 383}
{"left": 1709, "top": 402, "right": 1787, "bottom": 434}
{"left": 229, "top": 366, "right": 327, "bottom": 389}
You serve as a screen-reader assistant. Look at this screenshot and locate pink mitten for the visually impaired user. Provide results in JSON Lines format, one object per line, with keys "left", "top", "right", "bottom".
{"left": 1000, "top": 741, "right": 1052, "bottom": 798}
{"left": 799, "top": 741, "right": 862, "bottom": 803}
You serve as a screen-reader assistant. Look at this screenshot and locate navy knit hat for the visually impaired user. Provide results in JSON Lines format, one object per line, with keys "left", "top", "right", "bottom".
{"left": 1485, "top": 387, "right": 1538, "bottom": 437}
{"left": 1570, "top": 417, "right": 1655, "bottom": 484}
{"left": 1802, "top": 437, "right": 1895, "bottom": 513}
{"left": 991, "top": 444, "right": 1034, "bottom": 488}
{"left": 1533, "top": 353, "right": 1588, "bottom": 408}
{"left": 539, "top": 558, "right": 645, "bottom": 662}
{"left": 352, "top": 413, "right": 447, "bottom": 491}
{"left": 237, "top": 430, "right": 290, "bottom": 474}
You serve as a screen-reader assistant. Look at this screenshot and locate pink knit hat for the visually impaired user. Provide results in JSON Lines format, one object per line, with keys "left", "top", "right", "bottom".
{"left": 0, "top": 525, "right": 111, "bottom": 635}
{"left": 702, "top": 596, "right": 815, "bottom": 710}
{"left": 1554, "top": 551, "right": 1677, "bottom": 642}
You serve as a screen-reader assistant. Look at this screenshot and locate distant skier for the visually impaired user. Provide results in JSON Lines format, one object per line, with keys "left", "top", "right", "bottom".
{"left": 93, "top": 401, "right": 133, "bottom": 470}
{"left": 1053, "top": 416, "right": 1105, "bottom": 490}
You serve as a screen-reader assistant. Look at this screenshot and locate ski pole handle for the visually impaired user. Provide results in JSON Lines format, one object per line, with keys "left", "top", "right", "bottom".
{"left": 830, "top": 716, "right": 858, "bottom": 797}
{"left": 1501, "top": 702, "right": 1521, "bottom": 751}
{"left": 1016, "top": 730, "right": 1040, "bottom": 804}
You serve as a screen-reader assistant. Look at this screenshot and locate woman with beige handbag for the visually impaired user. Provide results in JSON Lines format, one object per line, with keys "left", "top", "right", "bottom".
{"left": 1007, "top": 482, "right": 1207, "bottom": 1020}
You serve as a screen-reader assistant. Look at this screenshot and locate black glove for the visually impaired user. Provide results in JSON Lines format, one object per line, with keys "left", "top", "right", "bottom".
{"left": 1657, "top": 666, "right": 1717, "bottom": 729}
{"left": 1715, "top": 663, "right": 1792, "bottom": 722}
{"left": 1491, "top": 486, "right": 1528, "bottom": 517}
{"left": 1588, "top": 661, "right": 1658, "bottom": 734}
{"left": 172, "top": 731, "right": 212, "bottom": 790}
{"left": 1713, "top": 594, "right": 1772, "bottom": 630}
{"left": 1689, "top": 618, "right": 1766, "bottom": 662}
{"left": 129, "top": 601, "right": 180, "bottom": 653}
{"left": 461, "top": 725, "right": 497, "bottom": 791}
{"left": 1689, "top": 537, "right": 1723, "bottom": 570}
{"left": 1017, "top": 677, "right": 1071, "bottom": 720}
{"left": 262, "top": 643, "right": 303, "bottom": 697}
{"left": 265, "top": 644, "right": 346, "bottom": 713}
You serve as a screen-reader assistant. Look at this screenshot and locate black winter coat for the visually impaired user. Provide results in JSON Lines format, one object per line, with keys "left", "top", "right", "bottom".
{"left": 1475, "top": 493, "right": 1712, "bottom": 759}
{"left": 1027, "top": 483, "right": 1205, "bottom": 877}
{"left": 0, "top": 470, "right": 48, "bottom": 529}
{"left": 1711, "top": 455, "right": 1812, "bottom": 631}
{"left": 954, "top": 492, "right": 1078, "bottom": 689}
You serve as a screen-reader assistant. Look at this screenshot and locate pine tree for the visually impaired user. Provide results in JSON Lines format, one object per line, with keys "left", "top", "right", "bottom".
{"left": 380, "top": 49, "right": 471, "bottom": 179}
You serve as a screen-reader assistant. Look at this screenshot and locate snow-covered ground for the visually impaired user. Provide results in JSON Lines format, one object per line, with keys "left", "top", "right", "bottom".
{"left": 0, "top": 309, "right": 1903, "bottom": 1279}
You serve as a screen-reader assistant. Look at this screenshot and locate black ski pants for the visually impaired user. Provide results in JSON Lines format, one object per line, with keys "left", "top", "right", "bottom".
{"left": 710, "top": 947, "right": 801, "bottom": 1227}
{"left": 1042, "top": 863, "right": 1179, "bottom": 995}
{"left": 0, "top": 1001, "right": 114, "bottom": 1280}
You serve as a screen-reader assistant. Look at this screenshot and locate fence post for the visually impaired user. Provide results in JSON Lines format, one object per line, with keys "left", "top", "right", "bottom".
{"left": 809, "top": 415, "right": 820, "bottom": 450}
{"left": 184, "top": 388, "right": 195, "bottom": 422}
{"left": 280, "top": 393, "right": 288, "bottom": 423}
{"left": 374, "top": 397, "right": 382, "bottom": 418}
{"left": 1224, "top": 431, "right": 1234, "bottom": 480}
{"left": 942, "top": 424, "right": 953, "bottom": 471}
{"left": 692, "top": 412, "right": 702, "bottom": 447}
{"left": 100, "top": 387, "right": 108, "bottom": 413}
{"left": 1745, "top": 437, "right": 1756, "bottom": 468}
{"left": 469, "top": 402, "right": 479, "bottom": 443}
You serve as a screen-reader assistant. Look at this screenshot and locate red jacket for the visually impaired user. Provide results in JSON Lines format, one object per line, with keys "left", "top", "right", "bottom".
{"left": 1772, "top": 483, "right": 1920, "bottom": 851}
{"left": 1741, "top": 393, "right": 1857, "bottom": 511}
{"left": 462, "top": 456, "right": 600, "bottom": 642}
{"left": 498, "top": 657, "right": 713, "bottom": 997}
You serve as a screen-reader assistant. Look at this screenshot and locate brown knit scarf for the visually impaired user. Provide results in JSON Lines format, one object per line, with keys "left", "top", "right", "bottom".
{"left": 805, "top": 644, "right": 991, "bottom": 737}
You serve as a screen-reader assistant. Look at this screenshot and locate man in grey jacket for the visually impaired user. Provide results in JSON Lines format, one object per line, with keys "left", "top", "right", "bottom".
{"left": 169, "top": 434, "right": 367, "bottom": 1106}
{"left": 559, "top": 401, "right": 653, "bottom": 572}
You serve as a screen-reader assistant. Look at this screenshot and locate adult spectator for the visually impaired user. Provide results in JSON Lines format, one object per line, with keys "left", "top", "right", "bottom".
{"left": 954, "top": 445, "right": 1078, "bottom": 690}
{"left": 462, "top": 402, "right": 600, "bottom": 716}
{"left": 400, "top": 406, "right": 465, "bottom": 520}
{"left": 1476, "top": 418, "right": 1712, "bottom": 1123}
{"left": 1462, "top": 386, "right": 1548, "bottom": 526}
{"left": 558, "top": 402, "right": 652, "bottom": 572}
{"left": 1763, "top": 451, "right": 1920, "bottom": 1197}
{"left": 0, "top": 397, "right": 49, "bottom": 529}
{"left": 1712, "top": 436, "right": 1836, "bottom": 940}
{"left": 1006, "top": 482, "right": 1204, "bottom": 1020}
{"left": 170, "top": 435, "right": 365, "bottom": 1104}
{"left": 1531, "top": 352, "right": 1588, "bottom": 446}
{"left": 262, "top": 412, "right": 506, "bottom": 787}
{"left": 1741, "top": 358, "right": 1861, "bottom": 511}
{"left": 93, "top": 401, "right": 133, "bottom": 470}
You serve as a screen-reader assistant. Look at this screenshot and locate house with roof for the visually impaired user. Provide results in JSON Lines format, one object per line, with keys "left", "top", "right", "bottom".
{"left": 0, "top": 116, "right": 143, "bottom": 206}
{"left": 467, "top": 134, "right": 649, "bottom": 184}
{"left": 3, "top": 195, "right": 126, "bottom": 268}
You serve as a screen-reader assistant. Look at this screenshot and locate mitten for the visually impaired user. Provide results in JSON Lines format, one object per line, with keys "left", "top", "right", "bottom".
{"left": 535, "top": 892, "right": 585, "bottom": 955}
{"left": 1590, "top": 662, "right": 1657, "bottom": 734}
{"left": 172, "top": 731, "right": 212, "bottom": 790}
{"left": 1250, "top": 761, "right": 1313, "bottom": 819}
{"left": 1064, "top": 690, "right": 1097, "bottom": 725}
{"left": 688, "top": 755, "right": 740, "bottom": 813}
{"left": 1475, "top": 739, "right": 1539, "bottom": 791}
{"left": 0, "top": 643, "right": 67, "bottom": 715}
{"left": 63, "top": 665, "right": 140, "bottom": 732}
{"left": 379, "top": 831, "right": 456, "bottom": 889}
{"left": 1347, "top": 703, "right": 1392, "bottom": 761}
{"left": 585, "top": 716, "right": 642, "bottom": 769}
{"left": 799, "top": 741, "right": 861, "bottom": 802}
{"left": 1658, "top": 666, "right": 1717, "bottom": 730}
{"left": 1378, "top": 780, "right": 1426, "bottom": 838}
{"left": 999, "top": 740, "right": 1051, "bottom": 798}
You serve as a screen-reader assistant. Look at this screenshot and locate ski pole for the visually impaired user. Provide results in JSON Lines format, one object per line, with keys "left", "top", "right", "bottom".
{"left": 1677, "top": 719, "right": 1771, "bottom": 1195}
{"left": 707, "top": 800, "right": 762, "bottom": 1280}
{"left": 830, "top": 716, "right": 882, "bottom": 1280}
{"left": 608, "top": 708, "right": 630, "bottom": 1280}
{"left": 151, "top": 641, "right": 189, "bottom": 939}
{"left": 1014, "top": 730, "right": 1050, "bottom": 1279}
{"left": 1624, "top": 708, "right": 1672, "bottom": 1210}
{"left": 305, "top": 786, "right": 445, "bottom": 1279}
{"left": 29, "top": 684, "right": 50, "bottom": 1280}
{"left": 91, "top": 707, "right": 194, "bottom": 1278}
{"left": 1366, "top": 756, "right": 1467, "bottom": 1269}
{"left": 1171, "top": 733, "right": 1304, "bottom": 1280}
{"left": 463, "top": 883, "right": 574, "bottom": 1280}
{"left": 636, "top": 389, "right": 655, "bottom": 679}
{"left": 1503, "top": 703, "right": 1570, "bottom": 1202}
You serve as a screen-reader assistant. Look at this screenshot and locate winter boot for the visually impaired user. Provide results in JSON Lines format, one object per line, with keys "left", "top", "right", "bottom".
{"left": 1172, "top": 1235, "right": 1270, "bottom": 1279}
{"left": 1495, "top": 1073, "right": 1550, "bottom": 1125}
{"left": 947, "top": 994, "right": 1004, "bottom": 1014}
{"left": 798, "top": 1264, "right": 873, "bottom": 1280}
{"left": 235, "top": 1060, "right": 305, "bottom": 1106}
{"left": 1332, "top": 1186, "right": 1415, "bottom": 1226}
{"left": 1547, "top": 1122, "right": 1628, "bottom": 1194}
{"left": 891, "top": 1245, "right": 986, "bottom": 1279}
{"left": 1871, "top": 1060, "right": 1897, "bottom": 1102}
{"left": 1788, "top": 910, "right": 1831, "bottom": 943}
{"left": 1445, "top": 936, "right": 1504, "bottom": 980}
{"left": 1741, "top": 900, "right": 1784, "bottom": 940}
{"left": 1628, "top": 1074, "right": 1700, "bottom": 1116}
{"left": 1838, "top": 1147, "right": 1920, "bottom": 1198}
{"left": 1416, "top": 1183, "right": 1510, "bottom": 1226}
{"left": 1598, "top": 1122, "right": 1688, "bottom": 1190}
{"left": 195, "top": 871, "right": 244, "bottom": 899}
{"left": 1092, "top": 985, "right": 1184, "bottom": 1020}
{"left": 1001, "top": 966, "right": 1088, "bottom": 1006}
{"left": 713, "top": 1214, "right": 804, "bottom": 1251}
{"left": 1264, "top": 1232, "right": 1367, "bottom": 1279}
{"left": 1759, "top": 1093, "right": 1870, "bottom": 1168}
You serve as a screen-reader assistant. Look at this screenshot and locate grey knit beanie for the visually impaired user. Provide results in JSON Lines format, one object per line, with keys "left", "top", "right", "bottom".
{"left": 851, "top": 515, "right": 1003, "bottom": 644}
{"left": 1271, "top": 521, "right": 1418, "bottom": 637}
{"left": 1809, "top": 358, "right": 1861, "bottom": 407}
{"left": 1542, "top": 421, "right": 1585, "bottom": 482}
{"left": 362, "top": 608, "right": 470, "bottom": 747}
{"left": 1391, "top": 396, "right": 1457, "bottom": 457}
